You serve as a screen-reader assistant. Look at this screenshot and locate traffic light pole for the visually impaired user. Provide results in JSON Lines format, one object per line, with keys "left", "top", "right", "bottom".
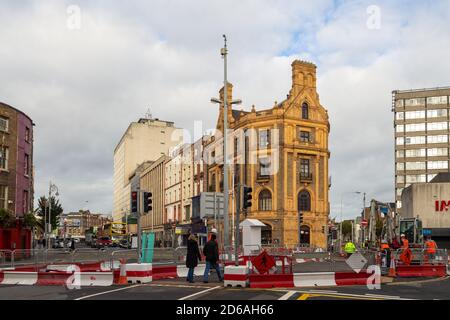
{"left": 234, "top": 184, "right": 241, "bottom": 266}
{"left": 137, "top": 188, "right": 142, "bottom": 264}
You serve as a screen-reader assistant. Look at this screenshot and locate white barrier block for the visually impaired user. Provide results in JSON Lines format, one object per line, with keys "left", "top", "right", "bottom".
{"left": 2, "top": 271, "right": 38, "bottom": 285}
{"left": 293, "top": 272, "right": 337, "bottom": 288}
{"left": 177, "top": 264, "right": 207, "bottom": 278}
{"left": 224, "top": 265, "right": 249, "bottom": 288}
{"left": 79, "top": 272, "right": 114, "bottom": 286}
{"left": 46, "top": 265, "right": 77, "bottom": 272}
{"left": 126, "top": 263, "right": 152, "bottom": 284}
{"left": 101, "top": 260, "right": 120, "bottom": 271}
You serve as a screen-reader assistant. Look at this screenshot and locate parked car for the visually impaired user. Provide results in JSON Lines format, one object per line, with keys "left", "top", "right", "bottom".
{"left": 96, "top": 237, "right": 112, "bottom": 249}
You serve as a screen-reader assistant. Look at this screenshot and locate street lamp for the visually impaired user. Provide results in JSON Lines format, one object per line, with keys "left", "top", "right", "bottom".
{"left": 339, "top": 191, "right": 362, "bottom": 252}
{"left": 46, "top": 181, "right": 59, "bottom": 249}
{"left": 210, "top": 34, "right": 242, "bottom": 251}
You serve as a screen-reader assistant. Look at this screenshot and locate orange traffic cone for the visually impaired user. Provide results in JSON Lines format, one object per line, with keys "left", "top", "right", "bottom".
{"left": 388, "top": 256, "right": 396, "bottom": 277}
{"left": 117, "top": 260, "right": 127, "bottom": 285}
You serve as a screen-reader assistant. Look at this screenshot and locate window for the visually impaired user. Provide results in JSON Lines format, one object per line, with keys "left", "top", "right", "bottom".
{"left": 427, "top": 161, "right": 448, "bottom": 170}
{"left": 405, "top": 98, "right": 425, "bottom": 107}
{"left": 428, "top": 174, "right": 437, "bottom": 182}
{"left": 259, "top": 157, "right": 271, "bottom": 177}
{"left": 396, "top": 112, "right": 404, "bottom": 120}
{"left": 405, "top": 149, "right": 425, "bottom": 158}
{"left": 23, "top": 190, "right": 29, "bottom": 214}
{"left": 395, "top": 100, "right": 404, "bottom": 108}
{"left": 396, "top": 125, "right": 404, "bottom": 133}
{"left": 396, "top": 163, "right": 405, "bottom": 171}
{"left": 427, "top": 148, "right": 448, "bottom": 157}
{"left": 405, "top": 111, "right": 425, "bottom": 120}
{"left": 300, "top": 159, "right": 311, "bottom": 179}
{"left": 427, "top": 122, "right": 448, "bottom": 131}
{"left": 396, "top": 176, "right": 405, "bottom": 184}
{"left": 258, "top": 189, "right": 272, "bottom": 211}
{"left": 396, "top": 137, "right": 404, "bottom": 145}
{"left": 427, "top": 109, "right": 447, "bottom": 118}
{"left": 302, "top": 103, "right": 309, "bottom": 120}
{"left": 258, "top": 129, "right": 270, "bottom": 149}
{"left": 405, "top": 123, "right": 425, "bottom": 132}
{"left": 25, "top": 127, "right": 30, "bottom": 142}
{"left": 405, "top": 136, "right": 426, "bottom": 145}
{"left": 427, "top": 135, "right": 448, "bottom": 144}
{"left": 406, "top": 175, "right": 426, "bottom": 183}
{"left": 405, "top": 162, "right": 426, "bottom": 170}
{"left": 397, "top": 201, "right": 402, "bottom": 209}
{"left": 298, "top": 191, "right": 311, "bottom": 212}
{"left": 24, "top": 154, "right": 30, "bottom": 176}
{"left": 427, "top": 96, "right": 448, "bottom": 105}
{"left": 0, "top": 186, "right": 7, "bottom": 209}
{"left": 0, "top": 147, "right": 8, "bottom": 170}
{"left": 396, "top": 150, "right": 405, "bottom": 158}
{"left": 300, "top": 131, "right": 312, "bottom": 143}
{"left": 396, "top": 189, "right": 403, "bottom": 197}
{"left": 0, "top": 117, "right": 8, "bottom": 132}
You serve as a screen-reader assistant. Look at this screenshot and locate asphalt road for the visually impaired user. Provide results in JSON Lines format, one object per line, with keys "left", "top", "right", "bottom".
{"left": 0, "top": 276, "right": 449, "bottom": 300}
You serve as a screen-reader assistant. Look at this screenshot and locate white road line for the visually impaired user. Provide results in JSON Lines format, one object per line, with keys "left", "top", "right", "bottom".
{"left": 74, "top": 285, "right": 142, "bottom": 300}
{"left": 308, "top": 290, "right": 338, "bottom": 294}
{"left": 178, "top": 286, "right": 221, "bottom": 301}
{"left": 364, "top": 293, "right": 401, "bottom": 299}
{"left": 278, "top": 291, "right": 297, "bottom": 300}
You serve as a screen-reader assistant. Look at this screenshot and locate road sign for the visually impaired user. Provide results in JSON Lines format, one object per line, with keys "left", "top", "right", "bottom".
{"left": 251, "top": 250, "right": 276, "bottom": 274}
{"left": 361, "top": 219, "right": 368, "bottom": 227}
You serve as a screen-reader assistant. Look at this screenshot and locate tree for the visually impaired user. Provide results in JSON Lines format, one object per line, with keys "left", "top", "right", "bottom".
{"left": 341, "top": 220, "right": 353, "bottom": 240}
{"left": 0, "top": 209, "right": 15, "bottom": 228}
{"left": 36, "top": 196, "right": 63, "bottom": 232}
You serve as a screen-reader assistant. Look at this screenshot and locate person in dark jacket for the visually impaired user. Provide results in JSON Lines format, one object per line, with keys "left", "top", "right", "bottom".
{"left": 202, "top": 234, "right": 223, "bottom": 283}
{"left": 186, "top": 234, "right": 202, "bottom": 283}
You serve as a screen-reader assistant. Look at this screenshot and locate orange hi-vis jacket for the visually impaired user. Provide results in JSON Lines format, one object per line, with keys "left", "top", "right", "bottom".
{"left": 402, "top": 238, "right": 409, "bottom": 249}
{"left": 381, "top": 243, "right": 390, "bottom": 250}
{"left": 425, "top": 240, "right": 437, "bottom": 254}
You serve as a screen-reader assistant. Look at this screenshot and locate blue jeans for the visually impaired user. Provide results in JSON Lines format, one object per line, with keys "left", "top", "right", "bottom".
{"left": 187, "top": 267, "right": 195, "bottom": 282}
{"left": 203, "top": 261, "right": 222, "bottom": 282}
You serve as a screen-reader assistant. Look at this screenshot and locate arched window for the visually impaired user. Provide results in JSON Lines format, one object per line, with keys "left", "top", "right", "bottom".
{"left": 302, "top": 103, "right": 309, "bottom": 120}
{"left": 298, "top": 190, "right": 311, "bottom": 212}
{"left": 258, "top": 189, "right": 272, "bottom": 211}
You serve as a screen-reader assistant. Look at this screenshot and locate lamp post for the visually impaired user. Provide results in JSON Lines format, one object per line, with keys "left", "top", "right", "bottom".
{"left": 47, "top": 181, "right": 59, "bottom": 249}
{"left": 210, "top": 35, "right": 242, "bottom": 250}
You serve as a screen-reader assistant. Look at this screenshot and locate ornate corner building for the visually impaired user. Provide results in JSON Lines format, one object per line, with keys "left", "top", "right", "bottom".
{"left": 206, "top": 60, "right": 330, "bottom": 248}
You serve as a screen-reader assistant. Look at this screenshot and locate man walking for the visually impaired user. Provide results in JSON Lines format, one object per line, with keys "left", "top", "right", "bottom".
{"left": 203, "top": 234, "right": 223, "bottom": 283}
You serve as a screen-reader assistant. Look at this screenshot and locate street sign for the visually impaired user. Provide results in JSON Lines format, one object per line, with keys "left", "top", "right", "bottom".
{"left": 251, "top": 250, "right": 276, "bottom": 274}
{"left": 199, "top": 192, "right": 225, "bottom": 218}
{"left": 361, "top": 219, "right": 368, "bottom": 227}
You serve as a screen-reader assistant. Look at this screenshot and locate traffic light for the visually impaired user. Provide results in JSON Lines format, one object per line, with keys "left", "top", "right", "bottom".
{"left": 131, "top": 191, "right": 138, "bottom": 213}
{"left": 299, "top": 212, "right": 303, "bottom": 224}
{"left": 243, "top": 186, "right": 253, "bottom": 210}
{"left": 143, "top": 192, "right": 153, "bottom": 213}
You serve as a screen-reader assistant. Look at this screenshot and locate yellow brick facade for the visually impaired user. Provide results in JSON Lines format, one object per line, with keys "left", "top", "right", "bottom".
{"left": 207, "top": 60, "right": 330, "bottom": 249}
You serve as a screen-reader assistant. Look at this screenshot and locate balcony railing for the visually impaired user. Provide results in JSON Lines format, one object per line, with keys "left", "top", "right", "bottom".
{"left": 300, "top": 173, "right": 313, "bottom": 181}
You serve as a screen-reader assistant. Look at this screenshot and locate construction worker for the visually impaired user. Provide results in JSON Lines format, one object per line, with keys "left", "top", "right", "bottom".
{"left": 344, "top": 240, "right": 356, "bottom": 258}
{"left": 400, "top": 234, "right": 409, "bottom": 249}
{"left": 424, "top": 236, "right": 437, "bottom": 264}
{"left": 380, "top": 240, "right": 390, "bottom": 268}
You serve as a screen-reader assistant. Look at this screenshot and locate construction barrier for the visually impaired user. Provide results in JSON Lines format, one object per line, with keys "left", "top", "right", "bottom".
{"left": 248, "top": 274, "right": 294, "bottom": 288}
{"left": 224, "top": 266, "right": 249, "bottom": 287}
{"left": 78, "top": 272, "right": 114, "bottom": 286}
{"left": 176, "top": 265, "right": 206, "bottom": 278}
{"left": 334, "top": 272, "right": 371, "bottom": 286}
{"left": 126, "top": 263, "right": 152, "bottom": 284}
{"left": 152, "top": 264, "right": 177, "bottom": 280}
{"left": 396, "top": 265, "right": 446, "bottom": 277}
{"left": 1, "top": 271, "right": 38, "bottom": 285}
{"left": 36, "top": 271, "right": 73, "bottom": 286}
{"left": 293, "top": 272, "right": 336, "bottom": 287}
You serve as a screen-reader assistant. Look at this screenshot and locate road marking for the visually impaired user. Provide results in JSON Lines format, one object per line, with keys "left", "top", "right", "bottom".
{"left": 278, "top": 291, "right": 297, "bottom": 300}
{"left": 364, "top": 293, "right": 401, "bottom": 299}
{"left": 74, "top": 285, "right": 142, "bottom": 300}
{"left": 387, "top": 276, "right": 449, "bottom": 286}
{"left": 308, "top": 290, "right": 338, "bottom": 294}
{"left": 178, "top": 286, "right": 221, "bottom": 301}
{"left": 149, "top": 283, "right": 211, "bottom": 289}
{"left": 297, "top": 294, "right": 310, "bottom": 300}
{"left": 270, "top": 288, "right": 412, "bottom": 300}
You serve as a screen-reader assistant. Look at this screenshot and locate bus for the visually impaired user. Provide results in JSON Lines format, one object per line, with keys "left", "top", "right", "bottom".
{"left": 99, "top": 222, "right": 127, "bottom": 246}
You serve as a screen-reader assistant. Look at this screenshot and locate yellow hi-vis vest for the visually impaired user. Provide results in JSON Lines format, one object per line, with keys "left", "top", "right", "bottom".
{"left": 345, "top": 242, "right": 356, "bottom": 254}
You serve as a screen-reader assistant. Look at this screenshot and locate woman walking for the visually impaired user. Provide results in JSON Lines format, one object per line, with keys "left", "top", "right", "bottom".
{"left": 186, "top": 234, "right": 202, "bottom": 283}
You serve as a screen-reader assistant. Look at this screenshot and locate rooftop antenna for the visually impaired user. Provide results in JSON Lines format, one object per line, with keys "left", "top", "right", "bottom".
{"left": 145, "top": 108, "right": 152, "bottom": 120}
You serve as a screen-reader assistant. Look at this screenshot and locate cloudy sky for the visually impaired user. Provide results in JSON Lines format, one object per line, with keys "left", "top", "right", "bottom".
{"left": 1, "top": 0, "right": 449, "bottom": 219}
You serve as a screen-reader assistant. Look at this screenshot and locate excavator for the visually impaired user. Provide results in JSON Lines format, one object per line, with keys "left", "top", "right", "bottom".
{"left": 367, "top": 199, "right": 423, "bottom": 248}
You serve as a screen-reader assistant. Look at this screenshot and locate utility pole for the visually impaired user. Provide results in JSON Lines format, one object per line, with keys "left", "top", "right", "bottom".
{"left": 222, "top": 34, "right": 230, "bottom": 250}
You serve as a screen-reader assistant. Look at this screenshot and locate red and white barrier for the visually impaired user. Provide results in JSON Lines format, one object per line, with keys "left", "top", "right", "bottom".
{"left": 126, "top": 263, "right": 152, "bottom": 284}
{"left": 0, "top": 271, "right": 38, "bottom": 285}
{"left": 249, "top": 271, "right": 373, "bottom": 288}
{"left": 224, "top": 266, "right": 249, "bottom": 287}
{"left": 296, "top": 258, "right": 324, "bottom": 264}
{"left": 77, "top": 272, "right": 114, "bottom": 286}
{"left": 176, "top": 265, "right": 206, "bottom": 278}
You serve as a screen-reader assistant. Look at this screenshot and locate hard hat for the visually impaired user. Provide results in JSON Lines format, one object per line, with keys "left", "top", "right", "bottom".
{"left": 211, "top": 228, "right": 217, "bottom": 234}
{"left": 401, "top": 234, "right": 405, "bottom": 237}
